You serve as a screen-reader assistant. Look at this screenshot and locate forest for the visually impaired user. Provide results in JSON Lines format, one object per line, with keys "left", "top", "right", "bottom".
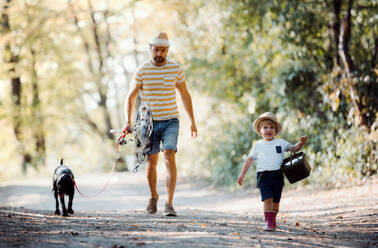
{"left": 0, "top": 0, "right": 376, "bottom": 187}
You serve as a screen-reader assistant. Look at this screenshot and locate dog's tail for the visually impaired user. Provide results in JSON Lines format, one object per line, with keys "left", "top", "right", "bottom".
{"left": 60, "top": 158, "right": 63, "bottom": 165}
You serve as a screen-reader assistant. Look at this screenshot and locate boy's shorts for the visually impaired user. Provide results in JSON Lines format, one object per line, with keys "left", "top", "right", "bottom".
{"left": 257, "top": 170, "right": 285, "bottom": 203}
{"left": 148, "top": 118, "right": 179, "bottom": 155}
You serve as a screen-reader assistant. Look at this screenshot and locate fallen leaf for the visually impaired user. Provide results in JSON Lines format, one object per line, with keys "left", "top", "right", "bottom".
{"left": 232, "top": 232, "right": 240, "bottom": 235}
{"left": 201, "top": 224, "right": 207, "bottom": 228}
{"left": 295, "top": 222, "right": 300, "bottom": 227}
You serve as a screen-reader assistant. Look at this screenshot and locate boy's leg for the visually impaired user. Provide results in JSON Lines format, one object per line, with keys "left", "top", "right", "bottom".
{"left": 272, "top": 176, "right": 283, "bottom": 229}
{"left": 263, "top": 198, "right": 275, "bottom": 231}
{"left": 273, "top": 202, "right": 280, "bottom": 212}
{"left": 264, "top": 198, "right": 274, "bottom": 211}
{"left": 272, "top": 202, "right": 280, "bottom": 229}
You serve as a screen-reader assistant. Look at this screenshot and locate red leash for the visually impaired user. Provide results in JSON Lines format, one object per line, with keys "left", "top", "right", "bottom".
{"left": 73, "top": 129, "right": 129, "bottom": 198}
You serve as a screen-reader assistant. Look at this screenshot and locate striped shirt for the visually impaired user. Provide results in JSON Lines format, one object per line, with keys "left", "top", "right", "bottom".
{"left": 134, "top": 60, "right": 185, "bottom": 121}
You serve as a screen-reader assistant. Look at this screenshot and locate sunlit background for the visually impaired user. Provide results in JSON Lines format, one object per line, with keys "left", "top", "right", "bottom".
{"left": 0, "top": 0, "right": 376, "bottom": 187}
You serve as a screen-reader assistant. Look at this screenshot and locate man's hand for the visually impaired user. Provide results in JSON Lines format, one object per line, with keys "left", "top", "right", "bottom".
{"left": 191, "top": 123, "right": 198, "bottom": 139}
{"left": 122, "top": 121, "right": 133, "bottom": 134}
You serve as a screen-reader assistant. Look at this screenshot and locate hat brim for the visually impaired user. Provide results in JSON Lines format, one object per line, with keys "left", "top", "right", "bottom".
{"left": 148, "top": 38, "right": 170, "bottom": 47}
{"left": 253, "top": 117, "right": 282, "bottom": 135}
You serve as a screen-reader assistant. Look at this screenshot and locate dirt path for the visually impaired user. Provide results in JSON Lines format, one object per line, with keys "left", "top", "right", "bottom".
{"left": 0, "top": 172, "right": 377, "bottom": 247}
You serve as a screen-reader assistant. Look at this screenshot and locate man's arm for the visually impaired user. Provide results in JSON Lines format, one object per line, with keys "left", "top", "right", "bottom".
{"left": 176, "top": 81, "right": 197, "bottom": 138}
{"left": 124, "top": 83, "right": 141, "bottom": 129}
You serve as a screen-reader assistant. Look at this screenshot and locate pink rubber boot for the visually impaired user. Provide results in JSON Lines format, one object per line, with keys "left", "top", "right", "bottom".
{"left": 272, "top": 211, "right": 278, "bottom": 230}
{"left": 264, "top": 211, "right": 275, "bottom": 231}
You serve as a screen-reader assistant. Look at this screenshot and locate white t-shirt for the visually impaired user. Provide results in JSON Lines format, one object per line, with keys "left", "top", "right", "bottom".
{"left": 248, "top": 138, "right": 292, "bottom": 172}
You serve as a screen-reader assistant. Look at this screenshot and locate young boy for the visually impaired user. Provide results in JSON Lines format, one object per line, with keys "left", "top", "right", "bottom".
{"left": 237, "top": 112, "right": 307, "bottom": 231}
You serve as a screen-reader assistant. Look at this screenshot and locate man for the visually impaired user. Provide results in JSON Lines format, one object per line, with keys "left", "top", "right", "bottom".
{"left": 124, "top": 32, "right": 197, "bottom": 216}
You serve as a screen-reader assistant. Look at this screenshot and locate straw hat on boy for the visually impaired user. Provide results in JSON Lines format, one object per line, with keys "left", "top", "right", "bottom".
{"left": 148, "top": 32, "right": 170, "bottom": 47}
{"left": 253, "top": 112, "right": 282, "bottom": 135}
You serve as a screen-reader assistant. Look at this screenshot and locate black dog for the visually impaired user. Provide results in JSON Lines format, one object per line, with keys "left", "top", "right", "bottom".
{"left": 53, "top": 159, "right": 75, "bottom": 216}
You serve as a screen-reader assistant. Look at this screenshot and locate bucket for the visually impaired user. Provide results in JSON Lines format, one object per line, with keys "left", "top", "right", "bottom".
{"left": 281, "top": 152, "right": 311, "bottom": 184}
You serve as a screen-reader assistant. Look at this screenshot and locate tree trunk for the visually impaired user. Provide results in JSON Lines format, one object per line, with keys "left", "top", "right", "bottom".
{"left": 338, "top": 0, "right": 354, "bottom": 73}
{"left": 337, "top": 0, "right": 368, "bottom": 126}
{"left": 331, "top": 0, "right": 342, "bottom": 67}
{"left": 31, "top": 48, "right": 46, "bottom": 167}
{"left": 69, "top": 0, "right": 127, "bottom": 170}
{"left": 1, "top": 0, "right": 31, "bottom": 172}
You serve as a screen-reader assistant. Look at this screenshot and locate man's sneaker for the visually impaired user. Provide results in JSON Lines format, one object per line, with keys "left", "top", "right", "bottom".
{"left": 164, "top": 202, "right": 177, "bottom": 217}
{"left": 146, "top": 197, "right": 158, "bottom": 214}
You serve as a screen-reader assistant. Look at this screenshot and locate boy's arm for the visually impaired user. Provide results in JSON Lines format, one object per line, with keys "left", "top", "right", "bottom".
{"left": 289, "top": 136, "right": 308, "bottom": 152}
{"left": 238, "top": 157, "right": 254, "bottom": 185}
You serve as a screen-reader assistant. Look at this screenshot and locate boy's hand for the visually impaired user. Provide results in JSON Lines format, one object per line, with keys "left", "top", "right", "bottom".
{"left": 300, "top": 136, "right": 308, "bottom": 145}
{"left": 238, "top": 174, "right": 244, "bottom": 186}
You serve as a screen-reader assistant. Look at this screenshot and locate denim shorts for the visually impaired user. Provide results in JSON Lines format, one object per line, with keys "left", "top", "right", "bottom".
{"left": 257, "top": 170, "right": 285, "bottom": 203}
{"left": 148, "top": 118, "right": 179, "bottom": 155}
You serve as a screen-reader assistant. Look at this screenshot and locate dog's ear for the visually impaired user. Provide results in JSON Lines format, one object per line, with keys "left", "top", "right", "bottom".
{"left": 60, "top": 158, "right": 63, "bottom": 165}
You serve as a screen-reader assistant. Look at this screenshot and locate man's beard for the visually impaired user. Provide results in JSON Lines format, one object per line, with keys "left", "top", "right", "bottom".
{"left": 153, "top": 56, "right": 166, "bottom": 63}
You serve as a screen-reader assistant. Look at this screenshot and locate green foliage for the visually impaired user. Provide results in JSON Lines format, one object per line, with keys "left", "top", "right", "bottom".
{"left": 198, "top": 112, "right": 257, "bottom": 187}
{"left": 180, "top": 0, "right": 377, "bottom": 187}
{"left": 309, "top": 125, "right": 377, "bottom": 187}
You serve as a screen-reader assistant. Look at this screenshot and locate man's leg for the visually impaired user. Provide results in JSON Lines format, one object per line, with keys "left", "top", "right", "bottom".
{"left": 146, "top": 153, "right": 159, "bottom": 198}
{"left": 160, "top": 118, "right": 179, "bottom": 216}
{"left": 163, "top": 149, "right": 177, "bottom": 205}
{"left": 146, "top": 153, "right": 159, "bottom": 214}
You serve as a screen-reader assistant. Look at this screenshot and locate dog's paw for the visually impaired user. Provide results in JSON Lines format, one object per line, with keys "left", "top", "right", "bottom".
{"left": 62, "top": 211, "right": 69, "bottom": 217}
{"left": 55, "top": 210, "right": 60, "bottom": 215}
{"left": 68, "top": 208, "right": 75, "bottom": 214}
